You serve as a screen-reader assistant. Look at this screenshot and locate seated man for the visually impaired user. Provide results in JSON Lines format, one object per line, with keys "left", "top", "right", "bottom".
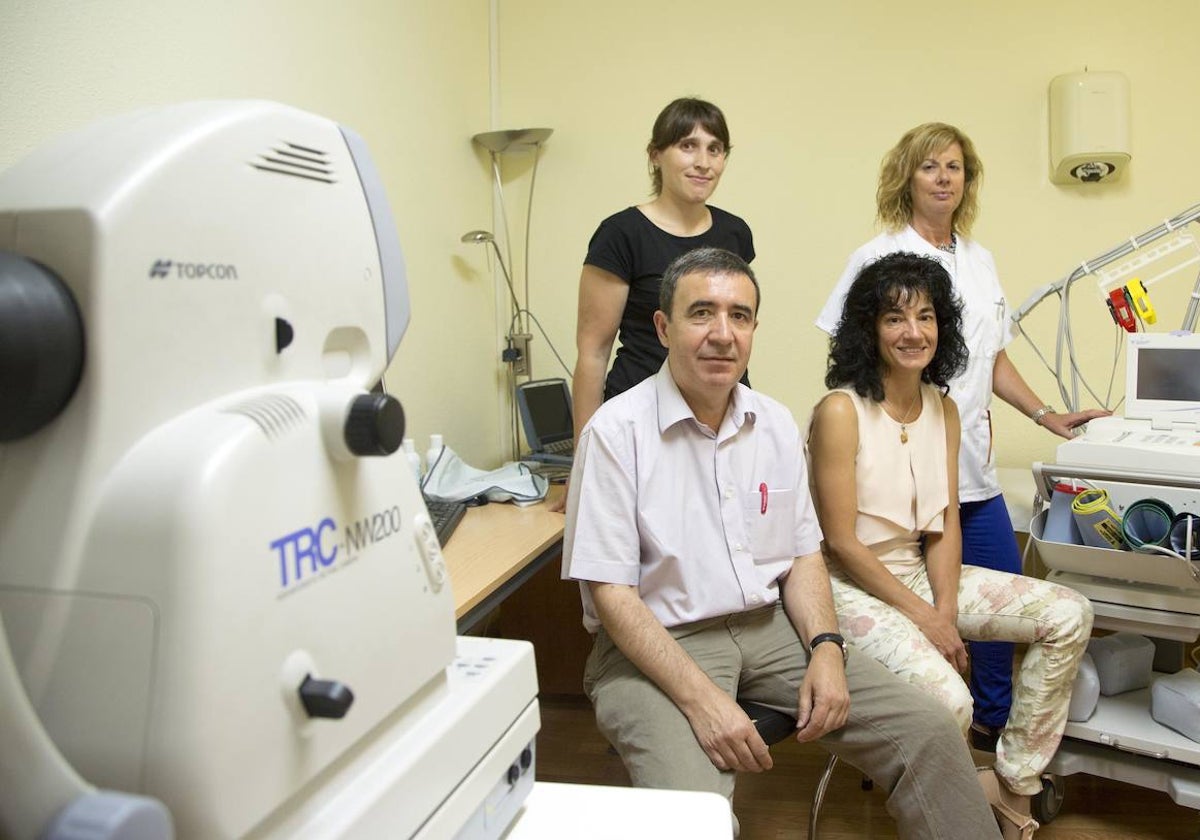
{"left": 562, "top": 246, "right": 1001, "bottom": 838}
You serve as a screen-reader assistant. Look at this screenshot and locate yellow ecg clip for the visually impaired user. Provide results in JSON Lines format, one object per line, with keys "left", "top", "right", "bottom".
{"left": 1125, "top": 278, "right": 1157, "bottom": 325}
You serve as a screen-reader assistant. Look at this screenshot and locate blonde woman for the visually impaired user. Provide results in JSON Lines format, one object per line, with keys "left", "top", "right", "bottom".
{"left": 815, "top": 123, "right": 1105, "bottom": 750}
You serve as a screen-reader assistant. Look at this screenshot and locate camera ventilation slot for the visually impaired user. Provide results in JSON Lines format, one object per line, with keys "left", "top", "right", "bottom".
{"left": 223, "top": 393, "right": 307, "bottom": 440}
{"left": 251, "top": 141, "right": 336, "bottom": 184}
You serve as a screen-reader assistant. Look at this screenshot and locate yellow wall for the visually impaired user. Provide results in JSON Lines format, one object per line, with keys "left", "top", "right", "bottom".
{"left": 6, "top": 1, "right": 1200, "bottom": 476}
{"left": 496, "top": 0, "right": 1200, "bottom": 474}
{"left": 0, "top": 0, "right": 506, "bottom": 467}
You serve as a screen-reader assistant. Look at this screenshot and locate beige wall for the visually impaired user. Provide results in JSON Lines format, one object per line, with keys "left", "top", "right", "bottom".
{"left": 496, "top": 0, "right": 1200, "bottom": 474}
{"left": 0, "top": 0, "right": 506, "bottom": 467}
{"left": 6, "top": 1, "right": 1200, "bottom": 475}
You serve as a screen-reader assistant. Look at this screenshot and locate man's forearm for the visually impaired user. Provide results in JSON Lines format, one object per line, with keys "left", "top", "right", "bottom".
{"left": 589, "top": 582, "right": 717, "bottom": 713}
{"left": 780, "top": 551, "right": 851, "bottom": 739}
{"left": 590, "top": 582, "right": 776, "bottom": 772}
{"left": 780, "top": 552, "right": 841, "bottom": 644}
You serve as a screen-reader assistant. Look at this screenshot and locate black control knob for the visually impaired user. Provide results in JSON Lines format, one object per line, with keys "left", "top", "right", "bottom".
{"left": 343, "top": 392, "right": 404, "bottom": 456}
{"left": 0, "top": 252, "right": 85, "bottom": 441}
{"left": 274, "top": 317, "right": 294, "bottom": 353}
{"left": 298, "top": 674, "right": 355, "bottom": 719}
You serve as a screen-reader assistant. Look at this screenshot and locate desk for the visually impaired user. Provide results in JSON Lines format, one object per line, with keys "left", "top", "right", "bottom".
{"left": 997, "top": 466, "right": 1038, "bottom": 534}
{"left": 503, "top": 782, "right": 732, "bottom": 839}
{"left": 443, "top": 487, "right": 566, "bottom": 634}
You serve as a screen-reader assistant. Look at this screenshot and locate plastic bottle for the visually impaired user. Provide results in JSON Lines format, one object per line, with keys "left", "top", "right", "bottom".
{"left": 426, "top": 434, "right": 445, "bottom": 479}
{"left": 402, "top": 438, "right": 422, "bottom": 483}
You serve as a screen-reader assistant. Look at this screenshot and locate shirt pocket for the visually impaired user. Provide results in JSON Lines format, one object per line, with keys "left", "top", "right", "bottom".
{"left": 963, "top": 300, "right": 1003, "bottom": 364}
{"left": 742, "top": 487, "right": 797, "bottom": 562}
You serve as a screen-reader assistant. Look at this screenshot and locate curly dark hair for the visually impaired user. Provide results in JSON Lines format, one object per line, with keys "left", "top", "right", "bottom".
{"left": 825, "top": 252, "right": 967, "bottom": 401}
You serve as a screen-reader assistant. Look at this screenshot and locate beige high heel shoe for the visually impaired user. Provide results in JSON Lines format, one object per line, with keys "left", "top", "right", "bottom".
{"left": 976, "top": 767, "right": 1038, "bottom": 839}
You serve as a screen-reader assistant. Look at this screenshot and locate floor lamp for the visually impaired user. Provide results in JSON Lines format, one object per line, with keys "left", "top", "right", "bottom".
{"left": 469, "top": 127, "right": 552, "bottom": 460}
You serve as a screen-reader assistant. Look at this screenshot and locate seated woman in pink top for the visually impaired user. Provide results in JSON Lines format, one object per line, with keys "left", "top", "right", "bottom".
{"left": 807, "top": 252, "right": 1093, "bottom": 840}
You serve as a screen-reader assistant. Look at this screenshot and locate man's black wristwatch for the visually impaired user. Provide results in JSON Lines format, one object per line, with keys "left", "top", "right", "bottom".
{"left": 809, "top": 632, "right": 848, "bottom": 665}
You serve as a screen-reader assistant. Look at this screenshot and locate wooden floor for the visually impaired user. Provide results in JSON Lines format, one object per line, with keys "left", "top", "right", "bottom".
{"left": 534, "top": 696, "right": 1200, "bottom": 839}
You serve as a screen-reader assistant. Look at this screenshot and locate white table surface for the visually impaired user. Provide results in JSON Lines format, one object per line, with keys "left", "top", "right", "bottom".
{"left": 997, "top": 466, "right": 1038, "bottom": 533}
{"left": 502, "top": 782, "right": 733, "bottom": 839}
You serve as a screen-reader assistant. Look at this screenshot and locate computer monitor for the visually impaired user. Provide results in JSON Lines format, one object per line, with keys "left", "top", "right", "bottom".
{"left": 1125, "top": 331, "right": 1200, "bottom": 426}
{"left": 515, "top": 378, "right": 573, "bottom": 464}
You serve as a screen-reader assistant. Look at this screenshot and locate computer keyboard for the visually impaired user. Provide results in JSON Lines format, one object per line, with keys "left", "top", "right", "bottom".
{"left": 544, "top": 438, "right": 574, "bottom": 456}
{"left": 424, "top": 496, "right": 467, "bottom": 547}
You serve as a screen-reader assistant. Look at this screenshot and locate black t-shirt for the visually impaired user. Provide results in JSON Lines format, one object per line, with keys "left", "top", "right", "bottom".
{"left": 583, "top": 206, "right": 755, "bottom": 399}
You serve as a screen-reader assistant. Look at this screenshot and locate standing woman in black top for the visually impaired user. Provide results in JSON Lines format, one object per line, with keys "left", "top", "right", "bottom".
{"left": 573, "top": 97, "right": 755, "bottom": 438}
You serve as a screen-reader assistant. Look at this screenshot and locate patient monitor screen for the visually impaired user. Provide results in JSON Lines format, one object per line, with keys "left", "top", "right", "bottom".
{"left": 1136, "top": 348, "right": 1200, "bottom": 401}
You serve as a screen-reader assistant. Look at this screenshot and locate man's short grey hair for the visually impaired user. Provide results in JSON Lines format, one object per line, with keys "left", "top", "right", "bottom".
{"left": 658, "top": 247, "right": 760, "bottom": 318}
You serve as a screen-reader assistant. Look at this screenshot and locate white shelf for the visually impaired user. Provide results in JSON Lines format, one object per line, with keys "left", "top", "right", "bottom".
{"left": 1064, "top": 680, "right": 1200, "bottom": 767}
{"left": 1049, "top": 737, "right": 1200, "bottom": 810}
{"left": 1029, "top": 464, "right": 1200, "bottom": 815}
{"left": 1047, "top": 572, "right": 1200, "bottom": 638}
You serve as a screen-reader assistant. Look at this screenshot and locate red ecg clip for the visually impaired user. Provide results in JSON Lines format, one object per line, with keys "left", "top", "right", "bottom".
{"left": 1106, "top": 288, "right": 1137, "bottom": 332}
{"left": 759, "top": 483, "right": 768, "bottom": 515}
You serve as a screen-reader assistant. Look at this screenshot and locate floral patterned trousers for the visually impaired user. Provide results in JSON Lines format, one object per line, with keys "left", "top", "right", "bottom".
{"left": 829, "top": 563, "right": 1094, "bottom": 795}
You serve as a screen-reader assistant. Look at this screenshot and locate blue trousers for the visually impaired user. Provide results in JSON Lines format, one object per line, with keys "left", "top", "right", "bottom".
{"left": 961, "top": 493, "right": 1020, "bottom": 729}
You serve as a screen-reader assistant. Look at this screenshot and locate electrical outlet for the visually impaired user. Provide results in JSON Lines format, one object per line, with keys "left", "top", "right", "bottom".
{"left": 510, "top": 333, "right": 532, "bottom": 376}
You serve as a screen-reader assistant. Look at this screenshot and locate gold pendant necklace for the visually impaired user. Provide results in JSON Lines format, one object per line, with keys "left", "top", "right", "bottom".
{"left": 882, "top": 389, "right": 921, "bottom": 444}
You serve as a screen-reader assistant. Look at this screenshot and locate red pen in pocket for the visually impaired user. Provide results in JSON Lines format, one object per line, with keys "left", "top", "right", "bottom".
{"left": 760, "top": 482, "right": 768, "bottom": 515}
